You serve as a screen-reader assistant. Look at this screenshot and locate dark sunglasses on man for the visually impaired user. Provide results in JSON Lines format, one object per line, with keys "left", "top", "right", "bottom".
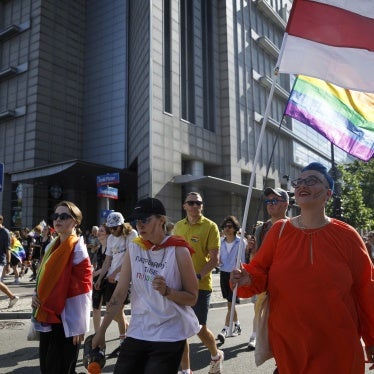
{"left": 185, "top": 201, "right": 203, "bottom": 206}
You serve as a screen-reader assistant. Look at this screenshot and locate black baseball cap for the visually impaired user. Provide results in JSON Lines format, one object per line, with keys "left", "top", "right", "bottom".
{"left": 130, "top": 197, "right": 166, "bottom": 220}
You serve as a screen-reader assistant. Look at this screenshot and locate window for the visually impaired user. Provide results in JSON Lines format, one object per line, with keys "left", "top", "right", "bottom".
{"left": 180, "top": 0, "right": 195, "bottom": 122}
{"left": 201, "top": 0, "right": 215, "bottom": 131}
{"left": 163, "top": 0, "right": 172, "bottom": 113}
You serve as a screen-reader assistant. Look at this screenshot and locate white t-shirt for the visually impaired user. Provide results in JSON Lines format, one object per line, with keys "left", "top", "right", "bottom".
{"left": 106, "top": 229, "right": 137, "bottom": 281}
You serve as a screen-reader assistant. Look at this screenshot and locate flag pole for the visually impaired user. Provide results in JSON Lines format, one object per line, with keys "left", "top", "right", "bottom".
{"left": 227, "top": 68, "right": 279, "bottom": 336}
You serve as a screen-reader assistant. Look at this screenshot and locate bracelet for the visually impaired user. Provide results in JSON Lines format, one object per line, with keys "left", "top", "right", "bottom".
{"left": 162, "top": 286, "right": 170, "bottom": 297}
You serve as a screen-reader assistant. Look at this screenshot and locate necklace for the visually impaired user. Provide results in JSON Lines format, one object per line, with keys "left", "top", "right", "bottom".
{"left": 297, "top": 215, "right": 329, "bottom": 230}
{"left": 145, "top": 246, "right": 167, "bottom": 268}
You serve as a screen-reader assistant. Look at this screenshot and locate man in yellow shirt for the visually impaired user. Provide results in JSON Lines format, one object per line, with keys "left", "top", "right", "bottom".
{"left": 174, "top": 192, "right": 223, "bottom": 374}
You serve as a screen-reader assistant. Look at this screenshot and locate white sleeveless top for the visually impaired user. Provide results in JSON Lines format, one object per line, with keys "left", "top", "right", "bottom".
{"left": 126, "top": 240, "right": 200, "bottom": 342}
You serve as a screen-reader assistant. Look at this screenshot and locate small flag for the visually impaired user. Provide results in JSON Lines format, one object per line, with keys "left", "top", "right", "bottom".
{"left": 285, "top": 75, "right": 374, "bottom": 161}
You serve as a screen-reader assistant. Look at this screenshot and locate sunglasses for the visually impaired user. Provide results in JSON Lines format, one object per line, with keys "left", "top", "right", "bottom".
{"left": 135, "top": 216, "right": 153, "bottom": 225}
{"left": 110, "top": 225, "right": 121, "bottom": 231}
{"left": 223, "top": 224, "right": 234, "bottom": 229}
{"left": 51, "top": 213, "right": 74, "bottom": 221}
{"left": 291, "top": 176, "right": 324, "bottom": 188}
{"left": 265, "top": 199, "right": 286, "bottom": 206}
{"left": 185, "top": 201, "right": 203, "bottom": 206}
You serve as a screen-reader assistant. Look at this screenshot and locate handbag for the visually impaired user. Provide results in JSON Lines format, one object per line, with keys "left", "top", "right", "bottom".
{"left": 27, "top": 318, "right": 40, "bottom": 341}
{"left": 254, "top": 219, "right": 288, "bottom": 366}
{"left": 254, "top": 292, "right": 272, "bottom": 366}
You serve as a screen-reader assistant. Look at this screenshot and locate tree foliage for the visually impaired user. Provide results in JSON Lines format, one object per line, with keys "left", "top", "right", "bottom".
{"left": 327, "top": 159, "right": 374, "bottom": 230}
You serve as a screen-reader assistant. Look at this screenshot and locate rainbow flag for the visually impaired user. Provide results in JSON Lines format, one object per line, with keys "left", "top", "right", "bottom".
{"left": 10, "top": 238, "right": 26, "bottom": 262}
{"left": 285, "top": 75, "right": 374, "bottom": 161}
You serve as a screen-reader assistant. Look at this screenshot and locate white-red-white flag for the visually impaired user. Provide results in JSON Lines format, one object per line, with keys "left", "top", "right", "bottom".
{"left": 277, "top": 0, "right": 374, "bottom": 93}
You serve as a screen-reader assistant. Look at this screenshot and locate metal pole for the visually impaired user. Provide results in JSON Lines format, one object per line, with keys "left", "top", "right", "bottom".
{"left": 228, "top": 70, "right": 278, "bottom": 336}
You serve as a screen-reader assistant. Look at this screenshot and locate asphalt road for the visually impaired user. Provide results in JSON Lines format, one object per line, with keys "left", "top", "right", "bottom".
{"left": 0, "top": 304, "right": 279, "bottom": 374}
{"left": 0, "top": 273, "right": 372, "bottom": 373}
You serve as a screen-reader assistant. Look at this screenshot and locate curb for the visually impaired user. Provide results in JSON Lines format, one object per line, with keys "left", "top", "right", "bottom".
{"left": 0, "top": 300, "right": 251, "bottom": 320}
{"left": 0, "top": 273, "right": 252, "bottom": 320}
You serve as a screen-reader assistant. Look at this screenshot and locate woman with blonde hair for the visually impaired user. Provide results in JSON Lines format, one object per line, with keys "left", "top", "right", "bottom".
{"left": 93, "top": 197, "right": 200, "bottom": 374}
{"left": 31, "top": 201, "right": 92, "bottom": 374}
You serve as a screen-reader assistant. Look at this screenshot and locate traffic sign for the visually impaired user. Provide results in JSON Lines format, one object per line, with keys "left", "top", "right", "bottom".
{"left": 97, "top": 186, "right": 118, "bottom": 199}
{"left": 96, "top": 173, "right": 120, "bottom": 186}
{"left": 0, "top": 163, "right": 3, "bottom": 192}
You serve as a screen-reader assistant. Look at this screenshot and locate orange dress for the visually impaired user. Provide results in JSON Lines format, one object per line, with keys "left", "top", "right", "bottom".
{"left": 237, "top": 219, "right": 374, "bottom": 374}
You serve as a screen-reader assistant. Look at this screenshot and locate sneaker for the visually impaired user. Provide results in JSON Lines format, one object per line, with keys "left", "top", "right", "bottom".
{"left": 247, "top": 336, "right": 256, "bottom": 351}
{"left": 216, "top": 328, "right": 227, "bottom": 344}
{"left": 208, "top": 349, "right": 224, "bottom": 374}
{"left": 233, "top": 324, "right": 241, "bottom": 335}
{"left": 107, "top": 346, "right": 121, "bottom": 358}
{"left": 14, "top": 278, "right": 20, "bottom": 285}
{"left": 8, "top": 296, "right": 19, "bottom": 308}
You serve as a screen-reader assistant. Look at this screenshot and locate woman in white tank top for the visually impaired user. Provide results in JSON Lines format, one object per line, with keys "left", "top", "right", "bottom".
{"left": 92, "top": 197, "right": 200, "bottom": 374}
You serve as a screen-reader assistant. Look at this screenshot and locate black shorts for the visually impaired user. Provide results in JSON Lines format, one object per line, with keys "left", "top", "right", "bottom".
{"left": 31, "top": 247, "right": 41, "bottom": 260}
{"left": 220, "top": 271, "right": 239, "bottom": 303}
{"left": 103, "top": 281, "right": 117, "bottom": 304}
{"left": 192, "top": 290, "right": 211, "bottom": 325}
{"left": 10, "top": 254, "right": 21, "bottom": 266}
{"left": 102, "top": 281, "right": 131, "bottom": 305}
{"left": 92, "top": 276, "right": 105, "bottom": 309}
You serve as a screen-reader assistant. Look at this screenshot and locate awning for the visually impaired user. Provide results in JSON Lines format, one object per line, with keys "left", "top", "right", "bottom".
{"left": 171, "top": 174, "right": 263, "bottom": 197}
{"left": 11, "top": 161, "right": 77, "bottom": 182}
{"left": 10, "top": 160, "right": 121, "bottom": 184}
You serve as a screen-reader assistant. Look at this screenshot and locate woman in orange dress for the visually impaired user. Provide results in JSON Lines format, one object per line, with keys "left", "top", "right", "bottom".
{"left": 231, "top": 162, "right": 374, "bottom": 373}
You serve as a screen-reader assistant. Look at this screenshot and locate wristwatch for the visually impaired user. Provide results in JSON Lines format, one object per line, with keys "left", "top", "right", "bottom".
{"left": 196, "top": 273, "right": 202, "bottom": 280}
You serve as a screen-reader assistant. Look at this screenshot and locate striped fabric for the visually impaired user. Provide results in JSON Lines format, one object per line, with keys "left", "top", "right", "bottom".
{"left": 285, "top": 75, "right": 374, "bottom": 161}
{"left": 277, "top": 0, "right": 374, "bottom": 93}
{"left": 35, "top": 235, "right": 92, "bottom": 337}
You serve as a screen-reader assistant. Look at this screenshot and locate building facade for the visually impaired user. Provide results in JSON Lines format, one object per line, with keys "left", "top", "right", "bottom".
{"left": 0, "top": 0, "right": 343, "bottom": 232}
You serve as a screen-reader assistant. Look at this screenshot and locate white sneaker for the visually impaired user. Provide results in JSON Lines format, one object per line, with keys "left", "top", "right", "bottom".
{"left": 208, "top": 349, "right": 224, "bottom": 373}
{"left": 247, "top": 336, "right": 256, "bottom": 351}
{"left": 8, "top": 296, "right": 19, "bottom": 308}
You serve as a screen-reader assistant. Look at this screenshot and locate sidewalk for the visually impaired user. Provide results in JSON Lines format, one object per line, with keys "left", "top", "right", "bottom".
{"left": 0, "top": 271, "right": 249, "bottom": 320}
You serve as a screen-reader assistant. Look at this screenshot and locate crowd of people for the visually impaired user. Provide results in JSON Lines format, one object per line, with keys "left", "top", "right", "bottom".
{"left": 0, "top": 162, "right": 373, "bottom": 373}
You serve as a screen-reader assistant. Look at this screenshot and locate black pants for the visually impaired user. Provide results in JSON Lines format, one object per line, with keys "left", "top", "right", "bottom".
{"left": 39, "top": 323, "right": 80, "bottom": 374}
{"left": 114, "top": 337, "right": 186, "bottom": 374}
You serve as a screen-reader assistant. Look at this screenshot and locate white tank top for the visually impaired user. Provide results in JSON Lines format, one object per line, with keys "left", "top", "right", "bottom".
{"left": 126, "top": 241, "right": 200, "bottom": 342}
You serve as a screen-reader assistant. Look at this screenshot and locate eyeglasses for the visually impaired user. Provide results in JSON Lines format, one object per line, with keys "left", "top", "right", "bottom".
{"left": 185, "top": 201, "right": 203, "bottom": 206}
{"left": 223, "top": 224, "right": 234, "bottom": 229}
{"left": 51, "top": 213, "right": 74, "bottom": 221}
{"left": 135, "top": 216, "right": 153, "bottom": 225}
{"left": 291, "top": 176, "right": 324, "bottom": 188}
{"left": 264, "top": 199, "right": 286, "bottom": 205}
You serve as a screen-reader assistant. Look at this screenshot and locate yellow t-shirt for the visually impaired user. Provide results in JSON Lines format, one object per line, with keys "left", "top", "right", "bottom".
{"left": 173, "top": 215, "right": 220, "bottom": 291}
